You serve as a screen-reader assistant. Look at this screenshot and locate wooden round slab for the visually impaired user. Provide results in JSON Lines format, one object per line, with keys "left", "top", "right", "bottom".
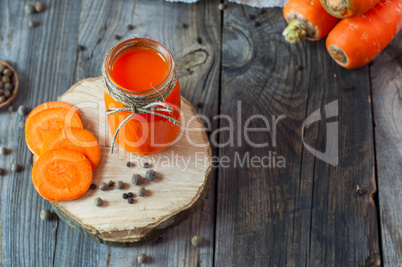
{"left": 51, "top": 77, "right": 212, "bottom": 246}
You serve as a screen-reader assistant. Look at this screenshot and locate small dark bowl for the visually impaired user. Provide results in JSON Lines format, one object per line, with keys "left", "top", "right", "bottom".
{"left": 0, "top": 61, "right": 19, "bottom": 109}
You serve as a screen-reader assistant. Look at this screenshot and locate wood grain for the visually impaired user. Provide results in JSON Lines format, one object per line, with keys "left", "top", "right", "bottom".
{"left": 52, "top": 78, "right": 212, "bottom": 245}
{"left": 2, "top": 0, "right": 402, "bottom": 265}
{"left": 0, "top": 0, "right": 82, "bottom": 266}
{"left": 371, "top": 33, "right": 402, "bottom": 266}
{"left": 215, "top": 5, "right": 380, "bottom": 266}
{"left": 52, "top": 0, "right": 222, "bottom": 266}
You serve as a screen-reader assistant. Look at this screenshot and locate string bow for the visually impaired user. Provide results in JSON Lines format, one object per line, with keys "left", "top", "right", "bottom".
{"left": 105, "top": 102, "right": 180, "bottom": 154}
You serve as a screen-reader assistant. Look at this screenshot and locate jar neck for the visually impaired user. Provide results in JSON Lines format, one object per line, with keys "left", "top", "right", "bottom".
{"left": 104, "top": 38, "right": 176, "bottom": 97}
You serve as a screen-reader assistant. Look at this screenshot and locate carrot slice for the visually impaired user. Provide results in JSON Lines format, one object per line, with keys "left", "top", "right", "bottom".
{"left": 25, "top": 107, "right": 83, "bottom": 156}
{"left": 27, "top": 101, "right": 80, "bottom": 122}
{"left": 32, "top": 149, "right": 92, "bottom": 201}
{"left": 41, "top": 128, "right": 101, "bottom": 170}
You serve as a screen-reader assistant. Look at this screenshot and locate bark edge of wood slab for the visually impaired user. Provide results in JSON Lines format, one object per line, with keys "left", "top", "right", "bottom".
{"left": 49, "top": 77, "right": 212, "bottom": 246}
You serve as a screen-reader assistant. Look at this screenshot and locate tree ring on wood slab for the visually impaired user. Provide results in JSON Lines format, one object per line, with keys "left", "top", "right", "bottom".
{"left": 43, "top": 77, "right": 212, "bottom": 246}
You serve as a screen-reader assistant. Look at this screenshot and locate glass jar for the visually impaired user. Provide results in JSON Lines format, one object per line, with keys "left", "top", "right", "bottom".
{"left": 103, "top": 38, "right": 181, "bottom": 155}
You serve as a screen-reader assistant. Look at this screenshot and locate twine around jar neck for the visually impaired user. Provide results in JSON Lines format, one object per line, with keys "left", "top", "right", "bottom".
{"left": 101, "top": 40, "right": 180, "bottom": 154}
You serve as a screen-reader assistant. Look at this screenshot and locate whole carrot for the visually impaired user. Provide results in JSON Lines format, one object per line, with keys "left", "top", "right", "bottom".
{"left": 283, "top": 0, "right": 340, "bottom": 43}
{"left": 326, "top": 0, "right": 402, "bottom": 69}
{"left": 321, "top": 0, "right": 381, "bottom": 18}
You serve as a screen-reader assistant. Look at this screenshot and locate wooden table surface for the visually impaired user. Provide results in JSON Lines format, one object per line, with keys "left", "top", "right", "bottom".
{"left": 1, "top": 0, "right": 401, "bottom": 266}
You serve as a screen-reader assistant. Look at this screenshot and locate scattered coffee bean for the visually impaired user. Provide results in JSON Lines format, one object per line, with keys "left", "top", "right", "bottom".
{"left": 122, "top": 193, "right": 128, "bottom": 199}
{"left": 126, "top": 161, "right": 132, "bottom": 168}
{"left": 116, "top": 181, "right": 124, "bottom": 189}
{"left": 40, "top": 209, "right": 52, "bottom": 221}
{"left": 128, "top": 198, "right": 134, "bottom": 204}
{"left": 254, "top": 21, "right": 262, "bottom": 27}
{"left": 90, "top": 184, "right": 97, "bottom": 190}
{"left": 249, "top": 14, "right": 256, "bottom": 20}
{"left": 77, "top": 45, "right": 86, "bottom": 51}
{"left": 2, "top": 76, "right": 10, "bottom": 83}
{"left": 145, "top": 169, "right": 157, "bottom": 181}
{"left": 137, "top": 253, "right": 147, "bottom": 264}
{"left": 94, "top": 197, "right": 103, "bottom": 207}
{"left": 4, "top": 90, "right": 11, "bottom": 98}
{"left": 29, "top": 20, "right": 38, "bottom": 28}
{"left": 197, "top": 36, "right": 202, "bottom": 44}
{"left": 99, "top": 182, "right": 108, "bottom": 191}
{"left": 218, "top": 3, "right": 227, "bottom": 10}
{"left": 0, "top": 168, "right": 5, "bottom": 175}
{"left": 191, "top": 235, "right": 203, "bottom": 247}
{"left": 4, "top": 83, "right": 13, "bottom": 91}
{"left": 296, "top": 64, "right": 304, "bottom": 71}
{"left": 127, "top": 192, "right": 133, "bottom": 198}
{"left": 3, "top": 68, "right": 12, "bottom": 77}
{"left": 127, "top": 24, "right": 135, "bottom": 30}
{"left": 182, "top": 23, "right": 188, "bottom": 29}
{"left": 19, "top": 122, "right": 24, "bottom": 129}
{"left": 132, "top": 174, "right": 143, "bottom": 185}
{"left": 25, "top": 4, "right": 36, "bottom": 14}
{"left": 0, "top": 96, "right": 6, "bottom": 103}
{"left": 114, "top": 34, "right": 122, "bottom": 40}
{"left": 108, "top": 180, "right": 114, "bottom": 187}
{"left": 35, "top": 2, "right": 45, "bottom": 12}
{"left": 8, "top": 106, "right": 14, "bottom": 112}
{"left": 0, "top": 147, "right": 8, "bottom": 155}
{"left": 138, "top": 187, "right": 146, "bottom": 197}
{"left": 197, "top": 102, "right": 203, "bottom": 108}
{"left": 11, "top": 163, "right": 21, "bottom": 172}
{"left": 143, "top": 162, "right": 149, "bottom": 168}
{"left": 18, "top": 105, "right": 28, "bottom": 115}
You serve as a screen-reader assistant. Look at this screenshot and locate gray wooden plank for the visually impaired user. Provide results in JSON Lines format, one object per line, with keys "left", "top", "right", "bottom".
{"left": 0, "top": 0, "right": 83, "bottom": 266}
{"left": 52, "top": 0, "right": 221, "bottom": 266}
{"left": 215, "top": 4, "right": 380, "bottom": 266}
{"left": 371, "top": 33, "right": 402, "bottom": 267}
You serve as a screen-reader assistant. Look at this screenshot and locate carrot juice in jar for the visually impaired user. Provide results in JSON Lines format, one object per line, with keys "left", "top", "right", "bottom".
{"left": 103, "top": 38, "right": 181, "bottom": 155}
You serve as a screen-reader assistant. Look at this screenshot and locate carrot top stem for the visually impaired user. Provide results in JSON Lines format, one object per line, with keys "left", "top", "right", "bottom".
{"left": 324, "top": 0, "right": 347, "bottom": 15}
{"left": 283, "top": 20, "right": 307, "bottom": 43}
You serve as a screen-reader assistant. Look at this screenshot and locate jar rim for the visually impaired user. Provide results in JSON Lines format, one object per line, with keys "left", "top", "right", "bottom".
{"left": 104, "top": 38, "right": 175, "bottom": 96}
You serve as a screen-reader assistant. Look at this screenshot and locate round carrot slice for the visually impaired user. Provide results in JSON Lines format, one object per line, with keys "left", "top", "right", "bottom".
{"left": 25, "top": 107, "right": 83, "bottom": 156}
{"left": 32, "top": 149, "right": 93, "bottom": 201}
{"left": 26, "top": 101, "right": 80, "bottom": 122}
{"left": 41, "top": 128, "right": 101, "bottom": 170}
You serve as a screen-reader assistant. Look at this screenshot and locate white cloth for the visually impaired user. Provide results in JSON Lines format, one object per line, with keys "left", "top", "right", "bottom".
{"left": 165, "top": 0, "right": 287, "bottom": 8}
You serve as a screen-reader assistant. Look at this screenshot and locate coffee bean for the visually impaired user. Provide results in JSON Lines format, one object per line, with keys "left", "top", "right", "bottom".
{"left": 35, "top": 2, "right": 45, "bottom": 12}
{"left": 3, "top": 68, "right": 12, "bottom": 77}
{"left": 25, "top": 4, "right": 35, "bottom": 14}
{"left": 29, "top": 20, "right": 38, "bottom": 28}
{"left": 4, "top": 83, "right": 13, "bottom": 91}
{"left": 2, "top": 76, "right": 10, "bottom": 83}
